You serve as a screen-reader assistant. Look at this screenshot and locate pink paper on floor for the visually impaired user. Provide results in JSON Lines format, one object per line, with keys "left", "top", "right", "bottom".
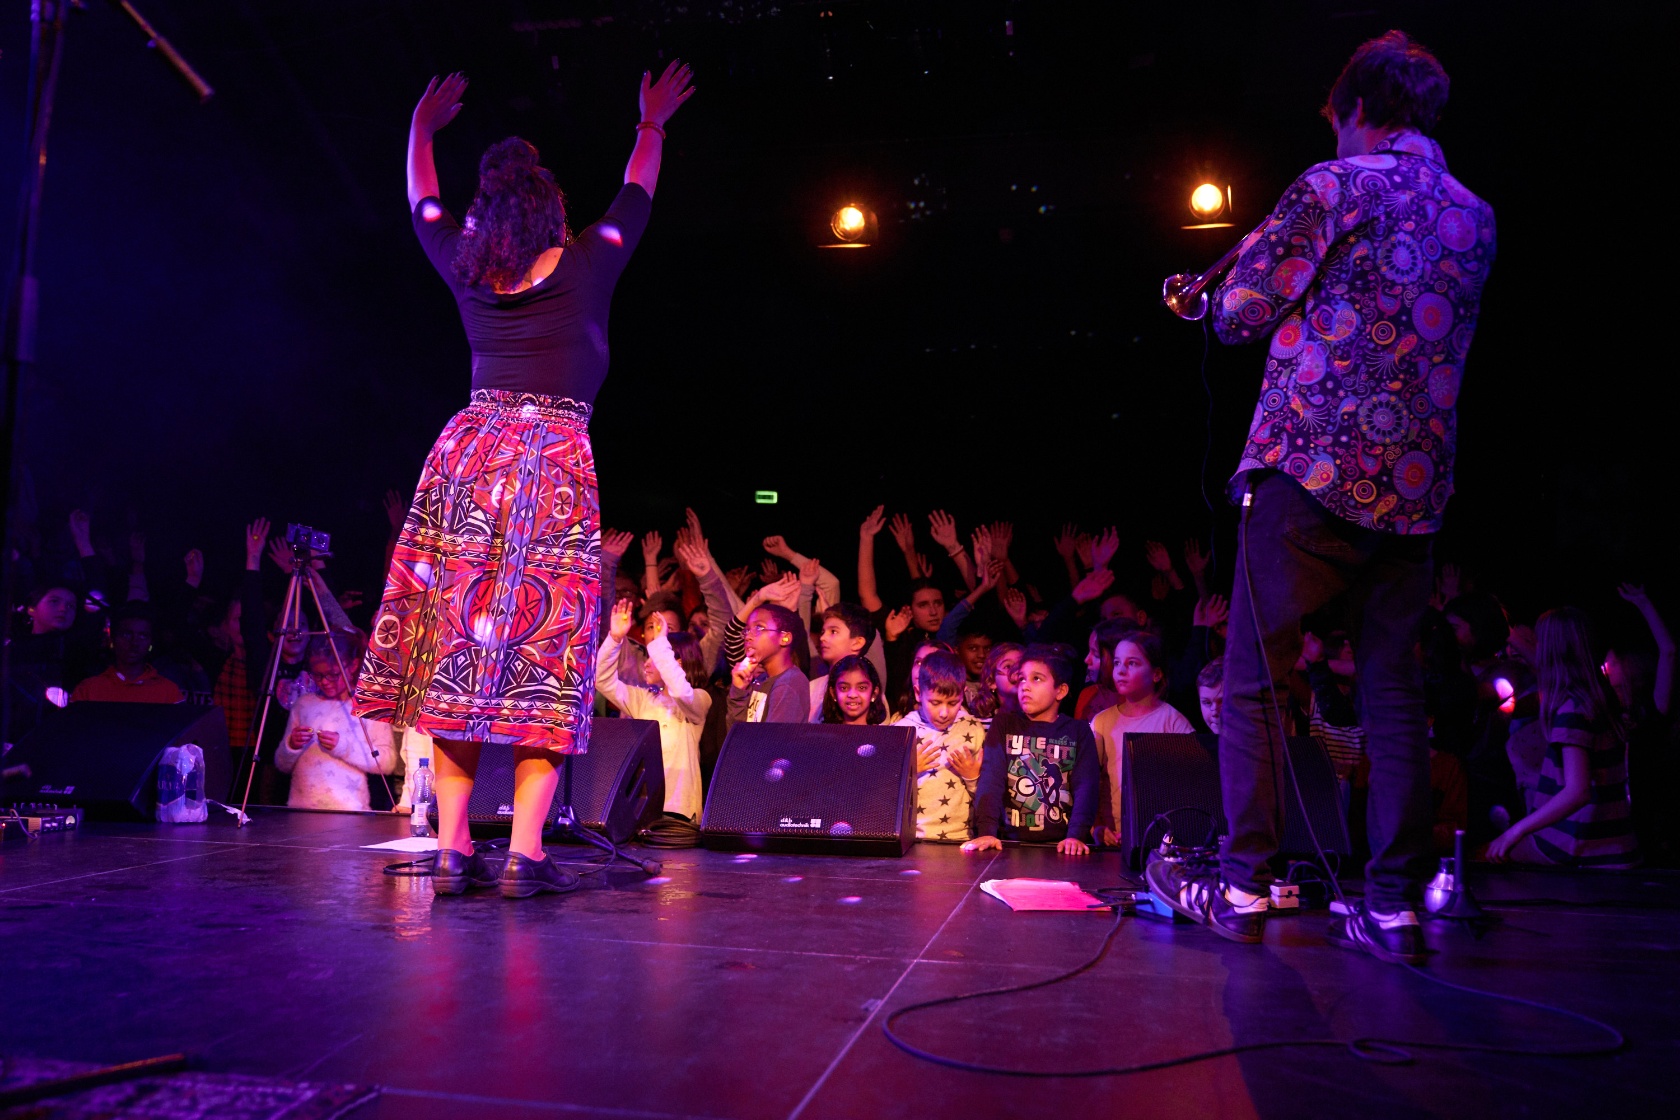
{"left": 980, "top": 877, "right": 1109, "bottom": 911}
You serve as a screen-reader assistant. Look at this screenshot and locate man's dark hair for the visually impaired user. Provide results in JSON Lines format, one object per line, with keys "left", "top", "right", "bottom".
{"left": 641, "top": 591, "right": 684, "bottom": 624}
{"left": 1323, "top": 30, "right": 1450, "bottom": 135}
{"left": 917, "top": 650, "right": 967, "bottom": 700}
{"left": 907, "top": 578, "right": 944, "bottom": 601}
{"left": 821, "top": 602, "right": 876, "bottom": 649}
{"left": 1021, "top": 643, "right": 1079, "bottom": 691}
{"left": 110, "top": 600, "right": 156, "bottom": 626}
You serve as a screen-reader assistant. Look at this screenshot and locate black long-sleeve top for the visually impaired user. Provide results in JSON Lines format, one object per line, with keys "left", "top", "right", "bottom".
{"left": 411, "top": 183, "right": 652, "bottom": 402}
{"left": 972, "top": 711, "right": 1100, "bottom": 844}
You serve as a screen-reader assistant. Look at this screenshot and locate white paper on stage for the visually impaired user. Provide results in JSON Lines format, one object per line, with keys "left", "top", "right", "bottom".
{"left": 360, "top": 836, "right": 439, "bottom": 852}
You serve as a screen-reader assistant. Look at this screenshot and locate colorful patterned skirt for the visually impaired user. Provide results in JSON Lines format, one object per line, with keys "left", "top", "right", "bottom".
{"left": 353, "top": 389, "right": 600, "bottom": 753}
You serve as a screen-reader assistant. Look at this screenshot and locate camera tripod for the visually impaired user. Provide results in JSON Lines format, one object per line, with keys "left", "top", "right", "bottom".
{"left": 233, "top": 530, "right": 394, "bottom": 824}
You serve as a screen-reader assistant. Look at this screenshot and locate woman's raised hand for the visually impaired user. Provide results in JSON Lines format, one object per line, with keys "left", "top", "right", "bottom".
{"left": 414, "top": 73, "right": 467, "bottom": 138}
{"left": 609, "top": 598, "right": 635, "bottom": 642}
{"left": 639, "top": 60, "right": 695, "bottom": 126}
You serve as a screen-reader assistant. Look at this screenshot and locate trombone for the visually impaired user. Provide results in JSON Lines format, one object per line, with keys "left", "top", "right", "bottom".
{"left": 1161, "top": 230, "right": 1252, "bottom": 321}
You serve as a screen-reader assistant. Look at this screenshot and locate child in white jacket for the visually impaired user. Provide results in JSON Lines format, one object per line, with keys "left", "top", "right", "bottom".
{"left": 596, "top": 601, "right": 712, "bottom": 820}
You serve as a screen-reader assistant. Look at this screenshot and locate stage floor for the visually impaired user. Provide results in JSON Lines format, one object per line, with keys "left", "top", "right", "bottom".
{"left": 2, "top": 810, "right": 1677, "bottom": 1119}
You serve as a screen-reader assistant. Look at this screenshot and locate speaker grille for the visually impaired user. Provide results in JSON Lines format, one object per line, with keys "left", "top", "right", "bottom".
{"left": 701, "top": 723, "right": 915, "bottom": 847}
{"left": 464, "top": 718, "right": 663, "bottom": 842}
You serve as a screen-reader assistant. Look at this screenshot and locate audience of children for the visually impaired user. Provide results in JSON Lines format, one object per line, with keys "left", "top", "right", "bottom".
{"left": 11, "top": 502, "right": 1671, "bottom": 880}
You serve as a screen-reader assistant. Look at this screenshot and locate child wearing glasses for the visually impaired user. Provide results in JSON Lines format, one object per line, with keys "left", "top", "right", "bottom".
{"left": 277, "top": 635, "right": 399, "bottom": 811}
{"left": 727, "top": 603, "right": 811, "bottom": 727}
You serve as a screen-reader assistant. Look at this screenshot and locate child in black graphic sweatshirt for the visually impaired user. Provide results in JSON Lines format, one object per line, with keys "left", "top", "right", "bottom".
{"left": 964, "top": 644, "right": 1099, "bottom": 855}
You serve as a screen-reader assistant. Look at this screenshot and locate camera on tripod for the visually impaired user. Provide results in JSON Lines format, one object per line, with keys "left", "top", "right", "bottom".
{"left": 284, "top": 523, "right": 332, "bottom": 556}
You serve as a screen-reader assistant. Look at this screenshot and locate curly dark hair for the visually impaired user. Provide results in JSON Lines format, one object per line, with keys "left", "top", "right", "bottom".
{"left": 453, "top": 137, "right": 571, "bottom": 292}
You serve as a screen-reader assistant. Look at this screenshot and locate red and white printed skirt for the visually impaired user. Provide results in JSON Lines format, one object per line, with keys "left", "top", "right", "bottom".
{"left": 353, "top": 389, "right": 600, "bottom": 753}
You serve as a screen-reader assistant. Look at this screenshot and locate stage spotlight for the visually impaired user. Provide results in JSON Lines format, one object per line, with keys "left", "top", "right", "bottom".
{"left": 831, "top": 205, "right": 867, "bottom": 240}
{"left": 1183, "top": 182, "right": 1234, "bottom": 230}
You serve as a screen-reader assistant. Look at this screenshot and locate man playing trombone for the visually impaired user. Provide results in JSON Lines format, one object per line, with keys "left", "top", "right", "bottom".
{"left": 1149, "top": 31, "right": 1496, "bottom": 966}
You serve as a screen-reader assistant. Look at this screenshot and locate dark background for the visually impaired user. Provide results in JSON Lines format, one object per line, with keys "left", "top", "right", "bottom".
{"left": 1, "top": 1, "right": 1670, "bottom": 633}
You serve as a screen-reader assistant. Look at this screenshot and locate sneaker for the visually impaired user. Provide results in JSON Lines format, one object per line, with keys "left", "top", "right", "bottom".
{"left": 1328, "top": 902, "right": 1427, "bottom": 965}
{"left": 432, "top": 848, "right": 497, "bottom": 895}
{"left": 499, "top": 851, "right": 582, "bottom": 899}
{"left": 1144, "top": 857, "right": 1268, "bottom": 944}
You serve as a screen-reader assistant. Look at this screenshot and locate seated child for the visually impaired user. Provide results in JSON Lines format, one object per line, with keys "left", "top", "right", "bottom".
{"left": 1196, "top": 656, "right": 1224, "bottom": 734}
{"left": 892, "top": 651, "right": 986, "bottom": 841}
{"left": 727, "top": 603, "right": 811, "bottom": 727}
{"left": 277, "top": 635, "right": 398, "bottom": 811}
{"left": 809, "top": 602, "right": 877, "bottom": 722}
{"left": 1090, "top": 631, "right": 1196, "bottom": 846}
{"left": 1487, "top": 607, "right": 1639, "bottom": 868}
{"left": 820, "top": 654, "right": 888, "bottom": 726}
{"left": 597, "top": 600, "right": 712, "bottom": 821}
{"left": 964, "top": 644, "right": 1099, "bottom": 855}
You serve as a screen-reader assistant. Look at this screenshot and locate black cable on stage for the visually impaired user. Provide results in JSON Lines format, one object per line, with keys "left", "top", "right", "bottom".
{"left": 639, "top": 814, "right": 701, "bottom": 849}
{"left": 881, "top": 904, "right": 1625, "bottom": 1077}
{"left": 882, "top": 488, "right": 1629, "bottom": 1078}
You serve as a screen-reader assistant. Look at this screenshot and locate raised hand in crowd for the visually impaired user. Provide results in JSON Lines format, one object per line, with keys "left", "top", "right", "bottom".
{"left": 673, "top": 536, "right": 712, "bottom": 578}
{"left": 1053, "top": 522, "right": 1082, "bottom": 589}
{"left": 601, "top": 529, "right": 635, "bottom": 562}
{"left": 930, "top": 510, "right": 975, "bottom": 590}
{"left": 642, "top": 531, "right": 665, "bottom": 596}
{"left": 888, "top": 512, "right": 925, "bottom": 578}
{"left": 857, "top": 504, "right": 888, "bottom": 612}
{"left": 1091, "top": 526, "right": 1120, "bottom": 571}
{"left": 1619, "top": 582, "right": 1675, "bottom": 715}
{"left": 989, "top": 521, "right": 1018, "bottom": 585}
{"left": 337, "top": 589, "right": 365, "bottom": 612}
{"left": 725, "top": 566, "right": 753, "bottom": 598}
{"left": 759, "top": 557, "right": 780, "bottom": 584}
{"left": 1193, "top": 593, "right": 1229, "bottom": 630}
{"left": 1074, "top": 532, "right": 1094, "bottom": 573}
{"left": 246, "top": 518, "right": 270, "bottom": 571}
{"left": 763, "top": 534, "right": 792, "bottom": 561}
{"left": 1001, "top": 586, "right": 1029, "bottom": 631}
{"left": 798, "top": 555, "right": 822, "bottom": 590}
{"left": 68, "top": 509, "right": 95, "bottom": 559}
{"left": 1072, "top": 566, "right": 1116, "bottom": 605}
{"left": 1184, "top": 538, "right": 1211, "bottom": 597}
{"left": 1145, "top": 540, "right": 1184, "bottom": 590}
{"left": 609, "top": 597, "right": 636, "bottom": 642}
{"left": 883, "top": 605, "right": 913, "bottom": 641}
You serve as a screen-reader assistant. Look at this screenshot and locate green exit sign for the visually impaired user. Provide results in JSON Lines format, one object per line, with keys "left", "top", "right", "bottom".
{"left": 754, "top": 490, "right": 779, "bottom": 505}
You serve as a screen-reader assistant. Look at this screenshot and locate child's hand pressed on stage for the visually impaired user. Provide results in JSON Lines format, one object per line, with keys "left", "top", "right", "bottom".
{"left": 962, "top": 835, "right": 1002, "bottom": 852}
{"left": 1057, "top": 837, "right": 1090, "bottom": 856}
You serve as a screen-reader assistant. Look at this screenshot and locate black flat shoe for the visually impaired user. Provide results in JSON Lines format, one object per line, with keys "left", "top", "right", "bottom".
{"left": 499, "top": 851, "right": 581, "bottom": 899}
{"left": 433, "top": 848, "right": 498, "bottom": 895}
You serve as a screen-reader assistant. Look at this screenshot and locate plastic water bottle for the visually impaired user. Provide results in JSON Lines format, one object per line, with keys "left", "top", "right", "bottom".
{"left": 409, "top": 757, "right": 434, "bottom": 838}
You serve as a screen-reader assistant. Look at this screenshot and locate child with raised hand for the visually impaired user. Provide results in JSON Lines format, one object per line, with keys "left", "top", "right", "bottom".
{"left": 1090, "top": 630, "right": 1196, "bottom": 846}
{"left": 965, "top": 644, "right": 1100, "bottom": 855}
{"left": 727, "top": 602, "right": 810, "bottom": 727}
{"left": 596, "top": 599, "right": 711, "bottom": 820}
{"left": 893, "top": 651, "right": 986, "bottom": 842}
{"left": 821, "top": 654, "right": 888, "bottom": 726}
{"left": 1486, "top": 607, "right": 1639, "bottom": 868}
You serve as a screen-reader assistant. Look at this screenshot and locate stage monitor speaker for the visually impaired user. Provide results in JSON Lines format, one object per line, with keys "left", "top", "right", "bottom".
{"left": 463, "top": 717, "right": 663, "bottom": 845}
{"left": 1119, "top": 733, "right": 1350, "bottom": 870}
{"left": 1, "top": 703, "right": 231, "bottom": 821}
{"left": 700, "top": 722, "right": 918, "bottom": 856}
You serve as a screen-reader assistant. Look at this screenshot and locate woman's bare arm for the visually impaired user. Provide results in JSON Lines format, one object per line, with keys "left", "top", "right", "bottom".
{"left": 408, "top": 73, "right": 466, "bottom": 209}
{"left": 624, "top": 60, "right": 694, "bottom": 197}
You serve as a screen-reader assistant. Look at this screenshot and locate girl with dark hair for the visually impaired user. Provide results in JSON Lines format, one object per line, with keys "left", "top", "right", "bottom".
{"left": 1487, "top": 608, "right": 1638, "bottom": 867}
{"left": 820, "top": 655, "right": 887, "bottom": 726}
{"left": 353, "top": 63, "right": 695, "bottom": 898}
{"left": 1090, "top": 631, "right": 1195, "bottom": 847}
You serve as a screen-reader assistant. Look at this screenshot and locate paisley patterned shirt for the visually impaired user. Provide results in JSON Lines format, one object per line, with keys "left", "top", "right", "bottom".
{"left": 1212, "top": 133, "right": 1496, "bottom": 534}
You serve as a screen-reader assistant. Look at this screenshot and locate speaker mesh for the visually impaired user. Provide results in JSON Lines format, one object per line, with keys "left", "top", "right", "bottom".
{"left": 701, "top": 723, "right": 915, "bottom": 842}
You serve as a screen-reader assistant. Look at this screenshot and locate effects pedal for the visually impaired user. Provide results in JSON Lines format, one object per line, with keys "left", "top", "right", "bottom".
{"left": 1269, "top": 883, "right": 1300, "bottom": 911}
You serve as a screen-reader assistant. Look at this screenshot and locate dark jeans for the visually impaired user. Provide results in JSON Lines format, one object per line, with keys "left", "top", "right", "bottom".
{"left": 1220, "top": 472, "right": 1434, "bottom": 912}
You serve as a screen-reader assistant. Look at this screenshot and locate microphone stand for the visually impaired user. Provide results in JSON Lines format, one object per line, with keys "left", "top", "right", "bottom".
{"left": 1, "top": 0, "right": 211, "bottom": 743}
